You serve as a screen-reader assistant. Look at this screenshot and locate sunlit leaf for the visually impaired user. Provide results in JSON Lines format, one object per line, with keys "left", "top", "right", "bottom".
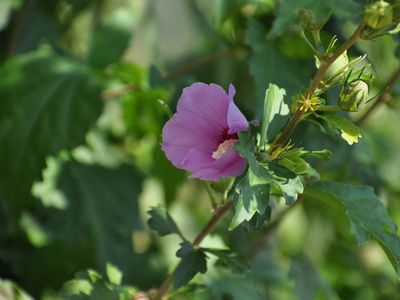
{"left": 260, "top": 83, "right": 289, "bottom": 146}
{"left": 318, "top": 113, "right": 362, "bottom": 145}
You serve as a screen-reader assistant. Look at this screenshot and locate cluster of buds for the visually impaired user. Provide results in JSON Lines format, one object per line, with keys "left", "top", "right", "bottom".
{"left": 364, "top": 1, "right": 394, "bottom": 29}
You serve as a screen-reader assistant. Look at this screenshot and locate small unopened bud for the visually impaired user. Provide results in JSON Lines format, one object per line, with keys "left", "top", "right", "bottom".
{"left": 319, "top": 52, "right": 349, "bottom": 89}
{"left": 364, "top": 1, "right": 393, "bottom": 29}
{"left": 298, "top": 9, "right": 318, "bottom": 30}
{"left": 339, "top": 80, "right": 369, "bottom": 112}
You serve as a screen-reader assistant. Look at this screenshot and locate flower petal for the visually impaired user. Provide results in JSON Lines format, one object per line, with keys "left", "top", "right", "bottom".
{"left": 227, "top": 84, "right": 248, "bottom": 134}
{"left": 190, "top": 148, "right": 247, "bottom": 181}
{"left": 181, "top": 148, "right": 214, "bottom": 172}
{"left": 177, "top": 82, "right": 229, "bottom": 132}
{"left": 162, "top": 112, "right": 219, "bottom": 169}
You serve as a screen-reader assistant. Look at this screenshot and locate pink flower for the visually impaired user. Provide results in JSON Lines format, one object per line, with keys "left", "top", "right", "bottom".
{"left": 162, "top": 82, "right": 249, "bottom": 181}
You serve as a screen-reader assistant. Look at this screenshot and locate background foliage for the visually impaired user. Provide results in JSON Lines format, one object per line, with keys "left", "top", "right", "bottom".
{"left": 1, "top": 0, "right": 400, "bottom": 299}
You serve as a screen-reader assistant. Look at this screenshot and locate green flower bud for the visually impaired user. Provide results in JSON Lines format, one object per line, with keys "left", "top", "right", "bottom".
{"left": 298, "top": 9, "right": 318, "bottom": 30}
{"left": 319, "top": 52, "right": 349, "bottom": 89}
{"left": 339, "top": 80, "right": 369, "bottom": 112}
{"left": 364, "top": 1, "right": 393, "bottom": 29}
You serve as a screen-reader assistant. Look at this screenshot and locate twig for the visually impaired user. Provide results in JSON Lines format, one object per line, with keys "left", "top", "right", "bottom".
{"left": 153, "top": 200, "right": 233, "bottom": 300}
{"left": 7, "top": 0, "right": 32, "bottom": 57}
{"left": 271, "top": 21, "right": 366, "bottom": 148}
{"left": 356, "top": 67, "right": 400, "bottom": 125}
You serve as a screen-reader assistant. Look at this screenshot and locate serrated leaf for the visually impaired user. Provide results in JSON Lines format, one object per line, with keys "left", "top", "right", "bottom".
{"left": 305, "top": 182, "right": 400, "bottom": 275}
{"left": 260, "top": 83, "right": 289, "bottom": 146}
{"left": 173, "top": 242, "right": 208, "bottom": 289}
{"left": 147, "top": 205, "right": 184, "bottom": 239}
{"left": 229, "top": 169, "right": 271, "bottom": 230}
{"left": 0, "top": 47, "right": 103, "bottom": 212}
{"left": 318, "top": 114, "right": 362, "bottom": 145}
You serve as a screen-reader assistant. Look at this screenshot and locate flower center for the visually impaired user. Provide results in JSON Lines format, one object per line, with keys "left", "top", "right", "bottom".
{"left": 212, "top": 139, "right": 237, "bottom": 160}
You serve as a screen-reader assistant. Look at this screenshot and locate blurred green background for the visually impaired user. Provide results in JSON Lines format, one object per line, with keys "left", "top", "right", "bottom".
{"left": 0, "top": 0, "right": 400, "bottom": 299}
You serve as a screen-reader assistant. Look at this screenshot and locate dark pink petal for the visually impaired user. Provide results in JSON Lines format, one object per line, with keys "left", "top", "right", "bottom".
{"left": 227, "top": 84, "right": 248, "bottom": 134}
{"left": 190, "top": 148, "right": 247, "bottom": 181}
{"left": 177, "top": 82, "right": 229, "bottom": 132}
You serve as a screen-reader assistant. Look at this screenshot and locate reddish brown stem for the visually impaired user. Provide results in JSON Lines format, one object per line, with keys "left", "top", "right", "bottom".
{"left": 153, "top": 200, "right": 233, "bottom": 300}
{"left": 270, "top": 21, "right": 366, "bottom": 149}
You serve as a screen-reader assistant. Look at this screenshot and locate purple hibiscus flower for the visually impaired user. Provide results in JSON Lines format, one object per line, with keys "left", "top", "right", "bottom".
{"left": 162, "top": 82, "right": 249, "bottom": 181}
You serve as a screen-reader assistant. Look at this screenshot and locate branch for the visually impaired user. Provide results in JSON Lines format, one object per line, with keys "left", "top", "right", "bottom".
{"left": 356, "top": 67, "right": 400, "bottom": 125}
{"left": 153, "top": 200, "right": 233, "bottom": 300}
{"left": 271, "top": 21, "right": 366, "bottom": 148}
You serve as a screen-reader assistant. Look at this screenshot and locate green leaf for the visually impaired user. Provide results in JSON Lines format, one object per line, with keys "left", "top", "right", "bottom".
{"left": 305, "top": 182, "right": 400, "bottom": 275}
{"left": 318, "top": 113, "right": 362, "bottom": 145}
{"left": 0, "top": 0, "right": 12, "bottom": 31}
{"left": 260, "top": 83, "right": 289, "bottom": 146}
{"left": 17, "top": 161, "right": 158, "bottom": 291}
{"left": 106, "top": 263, "right": 122, "bottom": 286}
{"left": 148, "top": 205, "right": 185, "bottom": 240}
{"left": 0, "top": 278, "right": 34, "bottom": 300}
{"left": 173, "top": 242, "right": 208, "bottom": 289}
{"left": 235, "top": 129, "right": 303, "bottom": 205}
{"left": 0, "top": 47, "right": 103, "bottom": 212}
{"left": 61, "top": 268, "right": 137, "bottom": 300}
{"left": 245, "top": 19, "right": 309, "bottom": 108}
{"left": 203, "top": 248, "right": 250, "bottom": 274}
{"left": 210, "top": 275, "right": 260, "bottom": 300}
{"left": 88, "top": 9, "right": 134, "bottom": 68}
{"left": 268, "top": 0, "right": 332, "bottom": 38}
{"left": 289, "top": 255, "right": 337, "bottom": 300}
{"left": 229, "top": 169, "right": 271, "bottom": 230}
{"left": 278, "top": 148, "right": 332, "bottom": 177}
{"left": 19, "top": 212, "right": 49, "bottom": 248}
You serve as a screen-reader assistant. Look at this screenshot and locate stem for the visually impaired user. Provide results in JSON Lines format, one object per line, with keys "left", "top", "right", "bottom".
{"left": 356, "top": 67, "right": 400, "bottom": 125}
{"left": 153, "top": 200, "right": 233, "bottom": 300}
{"left": 202, "top": 182, "right": 218, "bottom": 210}
{"left": 270, "top": 21, "right": 366, "bottom": 149}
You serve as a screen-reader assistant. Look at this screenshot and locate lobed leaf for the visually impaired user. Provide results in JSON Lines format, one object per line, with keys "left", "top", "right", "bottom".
{"left": 305, "top": 182, "right": 400, "bottom": 275}
{"left": 173, "top": 242, "right": 208, "bottom": 289}
{"left": 147, "top": 205, "right": 185, "bottom": 240}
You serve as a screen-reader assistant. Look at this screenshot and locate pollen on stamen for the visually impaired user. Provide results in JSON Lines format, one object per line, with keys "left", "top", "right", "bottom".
{"left": 212, "top": 139, "right": 238, "bottom": 160}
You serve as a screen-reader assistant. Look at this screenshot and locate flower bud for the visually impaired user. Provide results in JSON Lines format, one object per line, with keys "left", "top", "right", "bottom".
{"left": 364, "top": 1, "right": 393, "bottom": 29}
{"left": 339, "top": 80, "right": 369, "bottom": 112}
{"left": 298, "top": 9, "right": 318, "bottom": 30}
{"left": 319, "top": 51, "right": 349, "bottom": 89}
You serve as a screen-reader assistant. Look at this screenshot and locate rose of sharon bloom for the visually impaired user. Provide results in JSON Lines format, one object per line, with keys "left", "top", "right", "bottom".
{"left": 162, "top": 82, "right": 249, "bottom": 180}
